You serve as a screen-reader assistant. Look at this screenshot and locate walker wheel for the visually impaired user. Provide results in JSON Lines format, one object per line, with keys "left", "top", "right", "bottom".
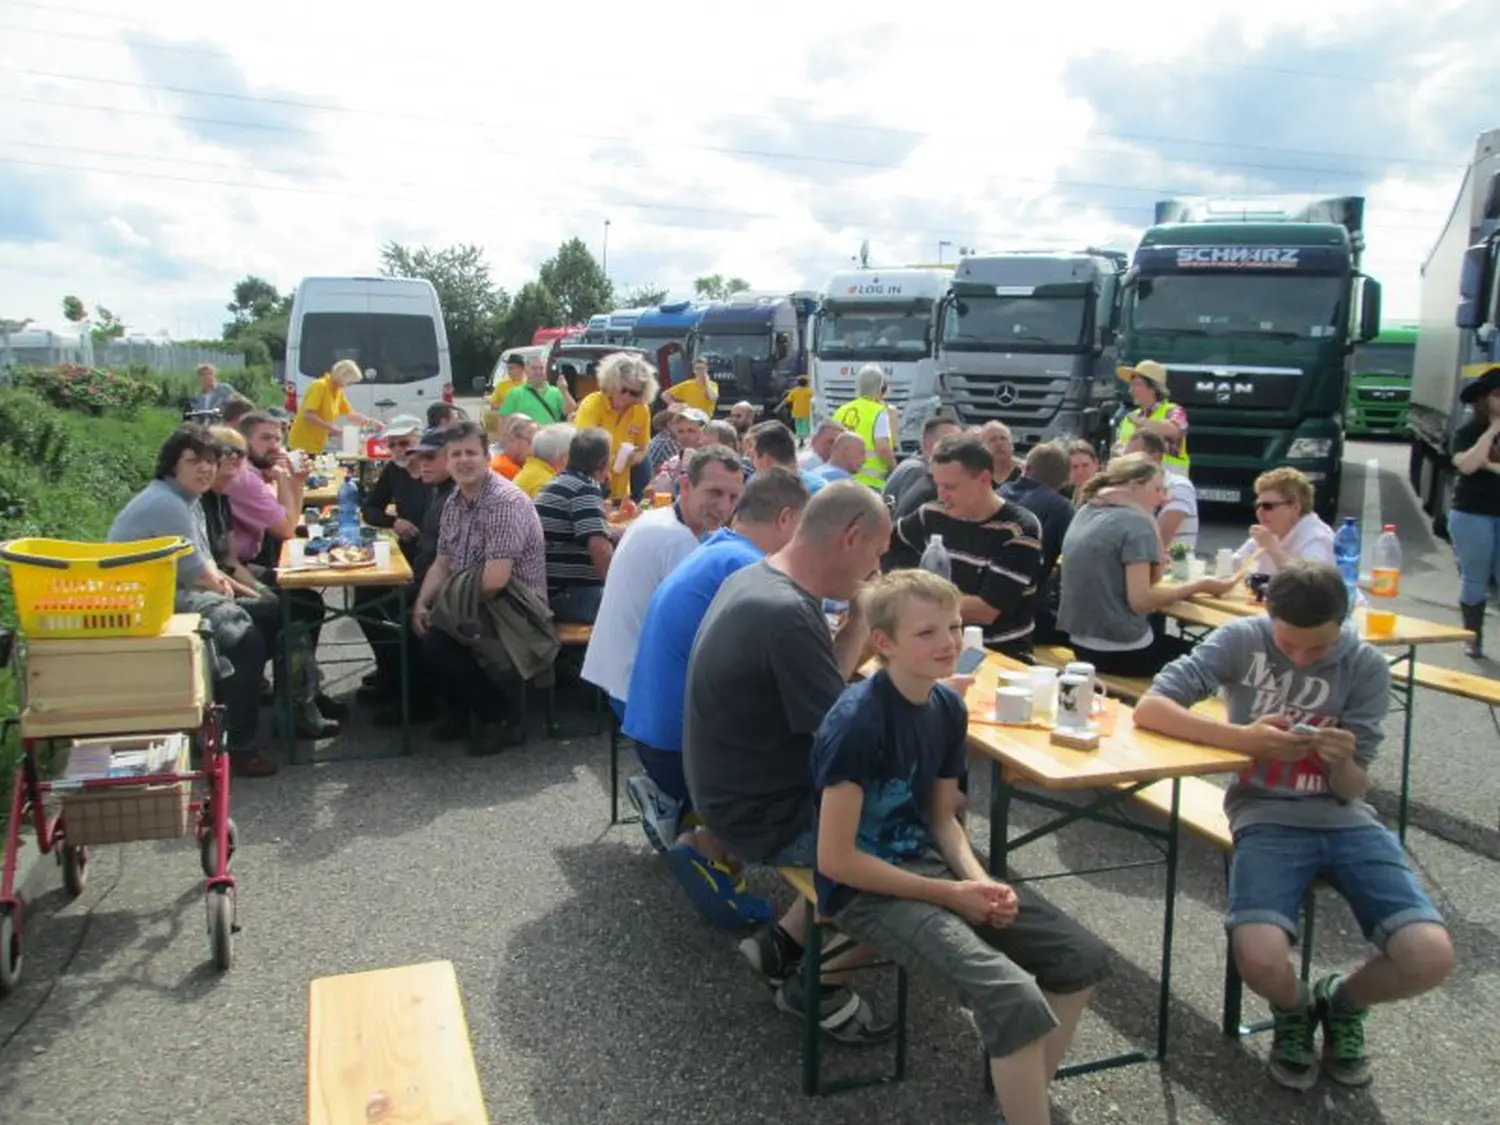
{"left": 61, "top": 842, "right": 88, "bottom": 897}
{"left": 208, "top": 888, "right": 234, "bottom": 972}
{"left": 199, "top": 818, "right": 238, "bottom": 878}
{"left": 0, "top": 906, "right": 20, "bottom": 996}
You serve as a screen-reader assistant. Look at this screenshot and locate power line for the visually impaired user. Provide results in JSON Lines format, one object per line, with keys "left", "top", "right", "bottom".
{"left": 0, "top": 96, "right": 1455, "bottom": 234}
{"left": 5, "top": 0, "right": 1495, "bottom": 104}
{"left": 0, "top": 38, "right": 1476, "bottom": 174}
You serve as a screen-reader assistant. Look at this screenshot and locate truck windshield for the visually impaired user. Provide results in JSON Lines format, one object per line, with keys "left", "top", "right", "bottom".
{"left": 818, "top": 307, "right": 930, "bottom": 358}
{"left": 1131, "top": 275, "right": 1344, "bottom": 339}
{"left": 298, "top": 313, "right": 441, "bottom": 384}
{"left": 940, "top": 296, "right": 1086, "bottom": 350}
{"left": 1353, "top": 343, "right": 1414, "bottom": 377}
{"left": 695, "top": 333, "right": 767, "bottom": 363}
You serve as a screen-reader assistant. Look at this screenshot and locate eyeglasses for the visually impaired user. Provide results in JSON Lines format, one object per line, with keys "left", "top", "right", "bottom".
{"left": 221, "top": 449, "right": 245, "bottom": 461}
{"left": 1254, "top": 499, "right": 1291, "bottom": 512}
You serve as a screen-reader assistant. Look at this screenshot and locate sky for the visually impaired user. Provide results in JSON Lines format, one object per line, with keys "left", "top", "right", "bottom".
{"left": 0, "top": 0, "right": 1496, "bottom": 338}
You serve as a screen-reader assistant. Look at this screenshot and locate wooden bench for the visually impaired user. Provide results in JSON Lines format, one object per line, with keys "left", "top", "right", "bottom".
{"left": 1125, "top": 776, "right": 1318, "bottom": 1038}
{"left": 1408, "top": 661, "right": 1500, "bottom": 735}
{"left": 307, "top": 960, "right": 488, "bottom": 1125}
{"left": 777, "top": 867, "right": 909, "bottom": 1097}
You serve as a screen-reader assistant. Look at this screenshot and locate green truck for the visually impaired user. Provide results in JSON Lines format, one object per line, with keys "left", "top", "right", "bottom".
{"left": 1118, "top": 196, "right": 1383, "bottom": 519}
{"left": 1346, "top": 325, "right": 1417, "bottom": 437}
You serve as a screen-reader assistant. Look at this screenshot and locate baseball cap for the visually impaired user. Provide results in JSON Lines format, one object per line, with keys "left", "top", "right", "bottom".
{"left": 383, "top": 414, "right": 423, "bottom": 438}
{"left": 679, "top": 407, "right": 710, "bottom": 425}
{"left": 412, "top": 426, "right": 451, "bottom": 454}
{"left": 505, "top": 353, "right": 525, "bottom": 367}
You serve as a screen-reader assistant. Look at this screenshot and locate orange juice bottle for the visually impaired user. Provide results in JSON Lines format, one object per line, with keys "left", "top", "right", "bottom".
{"left": 1370, "top": 525, "right": 1402, "bottom": 599}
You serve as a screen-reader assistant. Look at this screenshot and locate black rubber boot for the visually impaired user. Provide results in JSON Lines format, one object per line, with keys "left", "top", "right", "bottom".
{"left": 1460, "top": 601, "right": 1486, "bottom": 659}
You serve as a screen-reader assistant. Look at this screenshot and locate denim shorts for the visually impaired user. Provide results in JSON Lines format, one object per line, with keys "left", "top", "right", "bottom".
{"left": 834, "top": 858, "right": 1111, "bottom": 1059}
{"left": 1228, "top": 822, "right": 1446, "bottom": 951}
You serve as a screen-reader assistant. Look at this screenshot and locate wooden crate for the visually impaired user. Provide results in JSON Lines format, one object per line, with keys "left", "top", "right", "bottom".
{"left": 59, "top": 735, "right": 192, "bottom": 846}
{"left": 19, "top": 613, "right": 210, "bottom": 739}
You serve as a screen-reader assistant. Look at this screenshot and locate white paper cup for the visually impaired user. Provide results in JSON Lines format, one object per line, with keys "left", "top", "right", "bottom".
{"left": 999, "top": 671, "right": 1031, "bottom": 693}
{"left": 993, "top": 687, "right": 1033, "bottom": 724}
{"left": 1188, "top": 557, "right": 1208, "bottom": 579}
{"left": 373, "top": 541, "right": 391, "bottom": 567}
{"left": 1214, "top": 548, "right": 1235, "bottom": 577}
{"left": 1028, "top": 666, "right": 1058, "bottom": 723}
{"left": 287, "top": 540, "right": 306, "bottom": 567}
{"left": 962, "top": 626, "right": 983, "bottom": 652}
{"left": 613, "top": 442, "right": 636, "bottom": 474}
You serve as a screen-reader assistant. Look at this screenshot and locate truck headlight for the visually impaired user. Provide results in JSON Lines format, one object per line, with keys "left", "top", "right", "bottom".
{"left": 1286, "top": 438, "right": 1334, "bottom": 460}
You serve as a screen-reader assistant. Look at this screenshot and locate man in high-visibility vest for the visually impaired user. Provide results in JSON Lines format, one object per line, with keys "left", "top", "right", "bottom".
{"left": 831, "top": 364, "right": 897, "bottom": 490}
{"left": 1113, "top": 359, "right": 1190, "bottom": 474}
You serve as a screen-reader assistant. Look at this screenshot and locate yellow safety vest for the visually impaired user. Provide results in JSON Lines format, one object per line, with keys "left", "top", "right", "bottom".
{"left": 832, "top": 397, "right": 889, "bottom": 490}
{"left": 1115, "top": 401, "right": 1190, "bottom": 474}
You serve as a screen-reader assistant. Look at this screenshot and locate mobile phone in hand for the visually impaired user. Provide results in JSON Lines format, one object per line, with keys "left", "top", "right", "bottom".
{"left": 1290, "top": 723, "right": 1319, "bottom": 736}
{"left": 956, "top": 647, "right": 985, "bottom": 675}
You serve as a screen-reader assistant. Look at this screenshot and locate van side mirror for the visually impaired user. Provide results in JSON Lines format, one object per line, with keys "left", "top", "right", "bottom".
{"left": 1357, "top": 277, "right": 1382, "bottom": 343}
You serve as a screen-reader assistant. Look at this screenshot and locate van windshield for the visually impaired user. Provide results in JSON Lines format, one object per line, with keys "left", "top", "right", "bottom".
{"left": 298, "top": 313, "right": 440, "bottom": 384}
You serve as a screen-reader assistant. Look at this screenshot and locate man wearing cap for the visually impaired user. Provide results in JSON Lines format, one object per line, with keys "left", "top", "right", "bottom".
{"left": 359, "top": 414, "right": 432, "bottom": 557}
{"left": 498, "top": 352, "right": 576, "bottom": 425}
{"left": 487, "top": 353, "right": 528, "bottom": 409}
{"left": 1113, "top": 359, "right": 1190, "bottom": 473}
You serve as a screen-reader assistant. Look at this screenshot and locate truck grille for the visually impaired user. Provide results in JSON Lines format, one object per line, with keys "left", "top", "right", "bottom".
{"left": 947, "top": 371, "right": 1068, "bottom": 425}
{"left": 1192, "top": 432, "right": 1271, "bottom": 459}
{"left": 1357, "top": 386, "right": 1409, "bottom": 404}
{"left": 819, "top": 375, "right": 913, "bottom": 412}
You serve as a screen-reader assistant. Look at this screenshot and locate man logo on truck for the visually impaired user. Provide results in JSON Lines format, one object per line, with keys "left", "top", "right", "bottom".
{"left": 1175, "top": 246, "right": 1302, "bottom": 268}
{"left": 1197, "top": 378, "right": 1255, "bottom": 403}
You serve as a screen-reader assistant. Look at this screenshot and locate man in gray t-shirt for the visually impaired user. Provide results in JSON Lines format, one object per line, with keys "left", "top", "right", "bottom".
{"left": 1134, "top": 562, "right": 1450, "bottom": 1092}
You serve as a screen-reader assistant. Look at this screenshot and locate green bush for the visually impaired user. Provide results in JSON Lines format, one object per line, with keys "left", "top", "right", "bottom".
{"left": 0, "top": 387, "right": 183, "bottom": 820}
{"left": 14, "top": 364, "right": 159, "bottom": 416}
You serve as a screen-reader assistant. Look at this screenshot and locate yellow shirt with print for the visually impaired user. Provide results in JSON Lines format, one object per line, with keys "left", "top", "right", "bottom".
{"left": 574, "top": 391, "right": 649, "bottom": 501}
{"left": 287, "top": 376, "right": 350, "bottom": 454}
{"left": 785, "top": 385, "right": 813, "bottom": 419}
{"left": 512, "top": 457, "right": 559, "bottom": 498}
{"left": 668, "top": 377, "right": 719, "bottom": 416}
{"left": 487, "top": 372, "right": 525, "bottom": 408}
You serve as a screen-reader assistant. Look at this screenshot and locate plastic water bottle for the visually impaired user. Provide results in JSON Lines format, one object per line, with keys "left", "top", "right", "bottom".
{"left": 919, "top": 533, "right": 951, "bottom": 579}
{"left": 1371, "top": 525, "right": 1402, "bottom": 600}
{"left": 337, "top": 474, "right": 360, "bottom": 545}
{"left": 1333, "top": 517, "right": 1360, "bottom": 615}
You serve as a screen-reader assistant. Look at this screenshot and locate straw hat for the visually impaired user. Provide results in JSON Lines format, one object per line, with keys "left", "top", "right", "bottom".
{"left": 1117, "top": 359, "right": 1170, "bottom": 394}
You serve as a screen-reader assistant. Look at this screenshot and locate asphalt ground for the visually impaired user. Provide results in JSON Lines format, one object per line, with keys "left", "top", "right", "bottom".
{"left": 0, "top": 434, "right": 1495, "bottom": 1125}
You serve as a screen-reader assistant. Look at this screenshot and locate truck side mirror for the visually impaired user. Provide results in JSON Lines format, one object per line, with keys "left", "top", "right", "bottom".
{"left": 1357, "top": 277, "right": 1381, "bottom": 342}
{"left": 774, "top": 332, "right": 790, "bottom": 361}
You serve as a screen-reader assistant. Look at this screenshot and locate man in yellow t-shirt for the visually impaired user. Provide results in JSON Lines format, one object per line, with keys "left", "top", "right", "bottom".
{"left": 776, "top": 376, "right": 814, "bottom": 440}
{"left": 487, "top": 354, "right": 527, "bottom": 408}
{"left": 287, "top": 359, "right": 377, "bottom": 453}
{"left": 663, "top": 357, "right": 720, "bottom": 416}
{"left": 512, "top": 423, "right": 572, "bottom": 497}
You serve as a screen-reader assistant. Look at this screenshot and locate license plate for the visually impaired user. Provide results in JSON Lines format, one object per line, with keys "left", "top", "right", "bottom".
{"left": 1198, "top": 487, "right": 1240, "bottom": 503}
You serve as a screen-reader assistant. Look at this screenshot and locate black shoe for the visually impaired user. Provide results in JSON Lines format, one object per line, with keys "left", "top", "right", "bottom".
{"left": 315, "top": 692, "right": 351, "bottom": 721}
{"left": 259, "top": 676, "right": 274, "bottom": 705}
{"left": 431, "top": 712, "right": 471, "bottom": 743}
{"left": 465, "top": 718, "right": 523, "bottom": 757}
{"left": 360, "top": 670, "right": 383, "bottom": 688}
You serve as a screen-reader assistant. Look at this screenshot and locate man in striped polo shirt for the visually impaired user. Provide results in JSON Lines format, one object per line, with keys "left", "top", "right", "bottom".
{"left": 534, "top": 428, "right": 617, "bottom": 624}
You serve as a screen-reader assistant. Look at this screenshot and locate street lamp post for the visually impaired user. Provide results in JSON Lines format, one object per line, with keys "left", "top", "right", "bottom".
{"left": 602, "top": 219, "right": 611, "bottom": 278}
{"left": 937, "top": 239, "right": 952, "bottom": 264}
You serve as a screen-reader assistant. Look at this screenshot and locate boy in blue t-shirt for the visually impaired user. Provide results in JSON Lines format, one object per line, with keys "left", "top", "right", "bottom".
{"left": 811, "top": 569, "right": 1110, "bottom": 1125}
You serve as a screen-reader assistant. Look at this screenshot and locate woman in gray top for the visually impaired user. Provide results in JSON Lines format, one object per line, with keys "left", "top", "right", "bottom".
{"left": 108, "top": 425, "right": 277, "bottom": 777}
{"left": 1055, "top": 454, "right": 1234, "bottom": 677}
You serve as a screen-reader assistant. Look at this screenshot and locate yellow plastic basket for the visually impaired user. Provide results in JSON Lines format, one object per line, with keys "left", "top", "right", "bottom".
{"left": 0, "top": 536, "right": 191, "bottom": 639}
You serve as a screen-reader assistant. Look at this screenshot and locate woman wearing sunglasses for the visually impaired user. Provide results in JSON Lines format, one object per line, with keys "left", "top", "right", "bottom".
{"left": 573, "top": 352, "right": 659, "bottom": 502}
{"left": 1229, "top": 467, "right": 1336, "bottom": 574}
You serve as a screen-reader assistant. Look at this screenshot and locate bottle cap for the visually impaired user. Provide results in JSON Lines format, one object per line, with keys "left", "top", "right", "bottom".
{"left": 1382, "top": 524, "right": 1395, "bottom": 531}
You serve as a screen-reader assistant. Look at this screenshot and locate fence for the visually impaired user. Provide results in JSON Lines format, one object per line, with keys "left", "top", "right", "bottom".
{"left": 0, "top": 334, "right": 245, "bottom": 375}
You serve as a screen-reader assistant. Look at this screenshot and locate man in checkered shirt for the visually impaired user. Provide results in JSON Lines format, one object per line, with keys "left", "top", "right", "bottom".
{"left": 412, "top": 420, "right": 547, "bottom": 753}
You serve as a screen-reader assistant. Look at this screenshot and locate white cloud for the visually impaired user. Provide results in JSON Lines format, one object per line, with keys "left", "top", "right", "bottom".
{"left": 0, "top": 0, "right": 1485, "bottom": 334}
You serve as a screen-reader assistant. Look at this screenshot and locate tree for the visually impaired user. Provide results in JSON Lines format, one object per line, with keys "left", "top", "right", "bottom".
{"left": 621, "top": 284, "right": 669, "bottom": 308}
{"left": 221, "top": 275, "right": 292, "bottom": 364}
{"left": 62, "top": 295, "right": 87, "bottom": 323}
{"left": 503, "top": 281, "right": 564, "bottom": 349}
{"left": 693, "top": 274, "right": 751, "bottom": 301}
{"left": 537, "top": 238, "right": 613, "bottom": 326}
{"left": 0, "top": 317, "right": 32, "bottom": 334}
{"left": 380, "top": 242, "right": 509, "bottom": 388}
{"left": 90, "top": 306, "right": 125, "bottom": 344}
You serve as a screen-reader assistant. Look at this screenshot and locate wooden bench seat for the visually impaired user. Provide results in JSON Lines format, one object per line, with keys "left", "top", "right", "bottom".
{"left": 555, "top": 621, "right": 593, "bottom": 647}
{"left": 1408, "top": 661, "right": 1500, "bottom": 708}
{"left": 308, "top": 960, "right": 488, "bottom": 1125}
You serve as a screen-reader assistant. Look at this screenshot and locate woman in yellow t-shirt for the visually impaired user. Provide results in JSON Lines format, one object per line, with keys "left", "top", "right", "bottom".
{"left": 287, "top": 359, "right": 378, "bottom": 453}
{"left": 662, "top": 357, "right": 719, "bottom": 417}
{"left": 572, "top": 352, "right": 658, "bottom": 501}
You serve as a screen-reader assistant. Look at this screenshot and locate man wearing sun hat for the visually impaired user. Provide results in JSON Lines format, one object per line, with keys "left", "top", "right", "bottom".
{"left": 359, "top": 414, "right": 431, "bottom": 553}
{"left": 1113, "top": 359, "right": 1191, "bottom": 474}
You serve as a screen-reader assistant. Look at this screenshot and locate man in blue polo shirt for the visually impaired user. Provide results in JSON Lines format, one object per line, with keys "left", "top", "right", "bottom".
{"left": 623, "top": 467, "right": 810, "bottom": 864}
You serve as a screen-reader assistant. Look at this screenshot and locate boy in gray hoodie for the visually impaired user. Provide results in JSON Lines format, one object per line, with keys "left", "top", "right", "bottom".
{"left": 1134, "top": 561, "right": 1452, "bottom": 1091}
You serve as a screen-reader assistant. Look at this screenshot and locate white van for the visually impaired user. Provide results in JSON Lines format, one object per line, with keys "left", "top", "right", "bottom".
{"left": 286, "top": 276, "right": 452, "bottom": 423}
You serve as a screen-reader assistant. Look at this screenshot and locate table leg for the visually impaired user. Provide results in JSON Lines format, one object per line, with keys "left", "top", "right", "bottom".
{"left": 1397, "top": 644, "right": 1416, "bottom": 845}
{"left": 986, "top": 759, "right": 1011, "bottom": 875}
{"left": 1156, "top": 778, "right": 1182, "bottom": 1061}
{"left": 397, "top": 591, "right": 411, "bottom": 755}
{"left": 280, "top": 589, "right": 298, "bottom": 765}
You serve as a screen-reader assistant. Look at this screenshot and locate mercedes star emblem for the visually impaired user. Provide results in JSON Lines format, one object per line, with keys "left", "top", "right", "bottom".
{"left": 994, "top": 383, "right": 1018, "bottom": 406}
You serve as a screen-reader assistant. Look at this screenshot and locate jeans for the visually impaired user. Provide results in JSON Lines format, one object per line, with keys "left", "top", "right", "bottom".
{"left": 550, "top": 584, "right": 604, "bottom": 624}
{"left": 1447, "top": 508, "right": 1500, "bottom": 604}
{"left": 1228, "top": 822, "right": 1446, "bottom": 950}
{"left": 420, "top": 629, "right": 519, "bottom": 722}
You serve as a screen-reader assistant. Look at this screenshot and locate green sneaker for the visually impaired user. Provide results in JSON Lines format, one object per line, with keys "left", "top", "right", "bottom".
{"left": 1314, "top": 973, "right": 1371, "bottom": 1086}
{"left": 1268, "top": 993, "right": 1319, "bottom": 1090}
